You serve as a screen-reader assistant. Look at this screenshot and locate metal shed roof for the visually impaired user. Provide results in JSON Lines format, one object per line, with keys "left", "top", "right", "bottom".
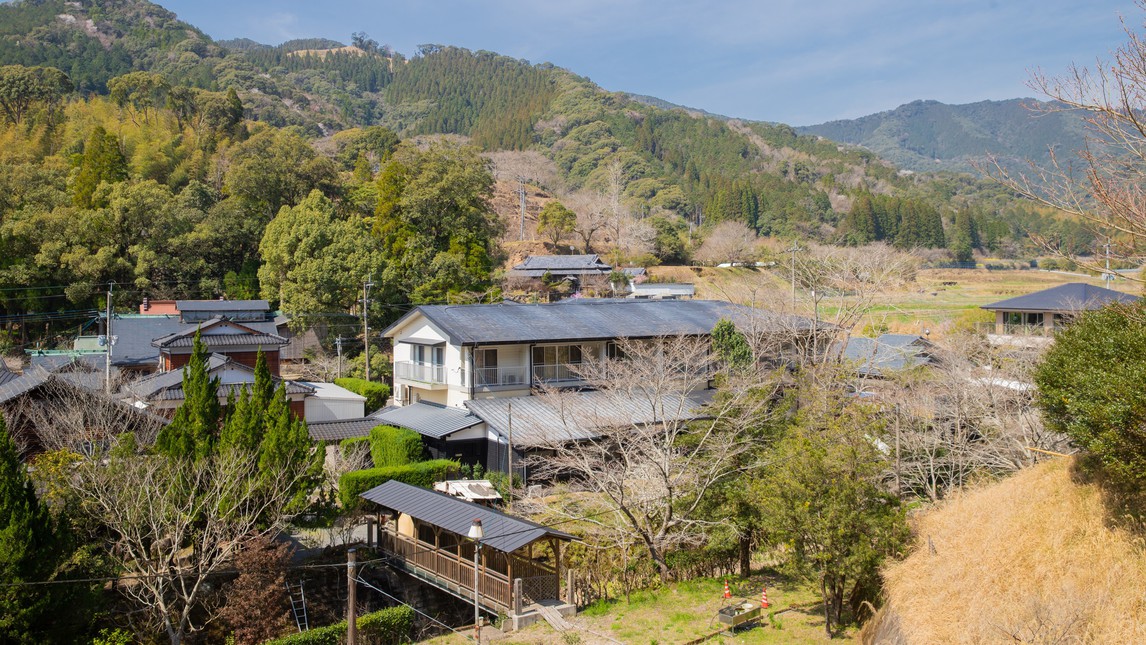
{"left": 360, "top": 480, "right": 575, "bottom": 553}
{"left": 839, "top": 335, "right": 933, "bottom": 377}
{"left": 981, "top": 283, "right": 1139, "bottom": 312}
{"left": 512, "top": 254, "right": 611, "bottom": 272}
{"left": 384, "top": 299, "right": 768, "bottom": 346}
{"left": 371, "top": 401, "right": 483, "bottom": 439}
{"left": 464, "top": 389, "right": 714, "bottom": 447}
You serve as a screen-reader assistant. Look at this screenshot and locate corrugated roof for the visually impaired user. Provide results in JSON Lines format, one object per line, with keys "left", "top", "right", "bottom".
{"left": 371, "top": 402, "right": 483, "bottom": 439}
{"left": 839, "top": 334, "right": 933, "bottom": 377}
{"left": 0, "top": 369, "right": 49, "bottom": 404}
{"left": 360, "top": 480, "right": 575, "bottom": 553}
{"left": 384, "top": 299, "right": 785, "bottom": 346}
{"left": 464, "top": 390, "right": 714, "bottom": 447}
{"left": 128, "top": 354, "right": 313, "bottom": 401}
{"left": 0, "top": 362, "right": 17, "bottom": 387}
{"left": 175, "top": 299, "right": 269, "bottom": 312}
{"left": 308, "top": 417, "right": 379, "bottom": 441}
{"left": 150, "top": 381, "right": 313, "bottom": 401}
{"left": 128, "top": 354, "right": 230, "bottom": 399}
{"left": 981, "top": 283, "right": 1139, "bottom": 312}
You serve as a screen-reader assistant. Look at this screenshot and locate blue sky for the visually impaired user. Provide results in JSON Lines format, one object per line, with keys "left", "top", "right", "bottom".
{"left": 160, "top": 0, "right": 1137, "bottom": 126}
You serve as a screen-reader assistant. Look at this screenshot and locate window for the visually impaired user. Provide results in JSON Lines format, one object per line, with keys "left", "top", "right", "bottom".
{"left": 474, "top": 348, "right": 498, "bottom": 386}
{"left": 413, "top": 344, "right": 444, "bottom": 366}
{"left": 606, "top": 341, "right": 625, "bottom": 360}
{"left": 532, "top": 344, "right": 584, "bottom": 383}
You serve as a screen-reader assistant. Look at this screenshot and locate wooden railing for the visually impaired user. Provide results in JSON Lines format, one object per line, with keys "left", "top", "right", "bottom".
{"left": 379, "top": 531, "right": 513, "bottom": 611}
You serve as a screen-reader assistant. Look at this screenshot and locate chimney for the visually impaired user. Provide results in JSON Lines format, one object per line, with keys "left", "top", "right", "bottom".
{"left": 142, "top": 296, "right": 150, "bottom": 312}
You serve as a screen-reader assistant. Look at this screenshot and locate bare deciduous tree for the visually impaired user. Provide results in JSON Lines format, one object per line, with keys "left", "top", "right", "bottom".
{"left": 530, "top": 335, "right": 781, "bottom": 579}
{"left": 693, "top": 221, "right": 759, "bottom": 266}
{"left": 73, "top": 446, "right": 313, "bottom": 645}
{"left": 986, "top": 7, "right": 1146, "bottom": 274}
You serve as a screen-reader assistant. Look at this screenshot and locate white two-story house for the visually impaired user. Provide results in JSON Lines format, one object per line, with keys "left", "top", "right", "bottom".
{"left": 373, "top": 299, "right": 817, "bottom": 479}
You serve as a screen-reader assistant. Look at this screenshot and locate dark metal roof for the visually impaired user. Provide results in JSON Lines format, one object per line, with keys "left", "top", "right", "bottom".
{"left": 360, "top": 480, "right": 576, "bottom": 553}
{"left": 981, "top": 283, "right": 1139, "bottom": 313}
{"left": 464, "top": 389, "right": 714, "bottom": 447}
{"left": 307, "top": 417, "right": 379, "bottom": 441}
{"left": 150, "top": 381, "right": 312, "bottom": 401}
{"left": 839, "top": 335, "right": 933, "bottom": 378}
{"left": 128, "top": 354, "right": 230, "bottom": 399}
{"left": 371, "top": 402, "right": 483, "bottom": 439}
{"left": 175, "top": 299, "right": 269, "bottom": 312}
{"left": 0, "top": 364, "right": 16, "bottom": 387}
{"left": 384, "top": 299, "right": 776, "bottom": 346}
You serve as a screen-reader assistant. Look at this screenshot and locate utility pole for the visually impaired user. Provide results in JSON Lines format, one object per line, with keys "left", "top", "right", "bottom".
{"left": 786, "top": 242, "right": 802, "bottom": 307}
{"left": 104, "top": 282, "right": 116, "bottom": 393}
{"left": 362, "top": 279, "right": 374, "bottom": 382}
{"left": 516, "top": 176, "right": 527, "bottom": 241}
{"left": 336, "top": 335, "right": 343, "bottom": 379}
{"left": 507, "top": 402, "right": 514, "bottom": 505}
{"left": 347, "top": 548, "right": 358, "bottom": 645}
{"left": 1103, "top": 241, "right": 1114, "bottom": 287}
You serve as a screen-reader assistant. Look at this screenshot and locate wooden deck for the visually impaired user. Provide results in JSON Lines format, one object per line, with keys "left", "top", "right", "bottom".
{"left": 377, "top": 530, "right": 561, "bottom": 615}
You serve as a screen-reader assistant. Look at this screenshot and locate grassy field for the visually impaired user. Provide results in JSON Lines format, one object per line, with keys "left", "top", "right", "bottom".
{"left": 422, "top": 574, "right": 851, "bottom": 645}
{"left": 648, "top": 265, "right": 1141, "bottom": 339}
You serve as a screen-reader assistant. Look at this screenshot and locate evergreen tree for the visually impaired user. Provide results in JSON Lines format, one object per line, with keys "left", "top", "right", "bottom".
{"left": 255, "top": 383, "right": 317, "bottom": 513}
{"left": 72, "top": 125, "right": 128, "bottom": 209}
{"left": 0, "top": 416, "right": 66, "bottom": 643}
{"left": 711, "top": 318, "right": 753, "bottom": 372}
{"left": 155, "top": 331, "right": 220, "bottom": 460}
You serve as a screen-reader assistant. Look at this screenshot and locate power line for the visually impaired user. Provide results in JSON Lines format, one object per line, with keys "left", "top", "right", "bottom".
{"left": 354, "top": 573, "right": 476, "bottom": 643}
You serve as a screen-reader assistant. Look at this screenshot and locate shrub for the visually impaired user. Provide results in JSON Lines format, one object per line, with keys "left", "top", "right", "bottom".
{"left": 338, "top": 459, "right": 458, "bottom": 508}
{"left": 334, "top": 378, "right": 391, "bottom": 413}
{"left": 340, "top": 436, "right": 370, "bottom": 457}
{"left": 369, "top": 425, "right": 424, "bottom": 468}
{"left": 263, "top": 605, "right": 414, "bottom": 644}
{"left": 1036, "top": 302, "right": 1146, "bottom": 490}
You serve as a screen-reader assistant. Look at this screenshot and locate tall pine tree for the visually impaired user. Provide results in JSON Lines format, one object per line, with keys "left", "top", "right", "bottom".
{"left": 0, "top": 416, "right": 68, "bottom": 643}
{"left": 155, "top": 332, "right": 220, "bottom": 460}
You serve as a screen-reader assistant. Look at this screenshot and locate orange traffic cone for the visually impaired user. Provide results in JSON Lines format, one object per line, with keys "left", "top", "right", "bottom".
{"left": 761, "top": 584, "right": 770, "bottom": 609}
{"left": 723, "top": 580, "right": 731, "bottom": 599}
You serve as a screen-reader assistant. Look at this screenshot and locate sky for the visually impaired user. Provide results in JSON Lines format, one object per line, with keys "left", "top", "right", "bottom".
{"left": 159, "top": 0, "right": 1138, "bottom": 126}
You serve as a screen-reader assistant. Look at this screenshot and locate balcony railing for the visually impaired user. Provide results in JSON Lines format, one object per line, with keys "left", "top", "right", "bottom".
{"left": 532, "top": 363, "right": 584, "bottom": 385}
{"left": 469, "top": 365, "right": 530, "bottom": 388}
{"left": 395, "top": 361, "right": 446, "bottom": 384}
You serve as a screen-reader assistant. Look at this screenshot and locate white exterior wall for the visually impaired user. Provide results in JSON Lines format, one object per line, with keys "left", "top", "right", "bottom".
{"left": 304, "top": 398, "right": 365, "bottom": 423}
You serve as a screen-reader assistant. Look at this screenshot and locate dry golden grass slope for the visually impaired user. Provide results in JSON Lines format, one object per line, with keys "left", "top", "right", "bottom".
{"left": 866, "top": 458, "right": 1146, "bottom": 644}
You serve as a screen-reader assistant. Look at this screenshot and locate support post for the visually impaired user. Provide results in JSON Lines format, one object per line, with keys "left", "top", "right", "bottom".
{"left": 566, "top": 569, "right": 574, "bottom": 605}
{"left": 513, "top": 577, "right": 523, "bottom": 617}
{"left": 347, "top": 548, "right": 357, "bottom": 645}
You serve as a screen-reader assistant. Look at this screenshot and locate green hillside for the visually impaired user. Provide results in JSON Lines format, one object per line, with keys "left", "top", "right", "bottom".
{"left": 796, "top": 98, "right": 1089, "bottom": 175}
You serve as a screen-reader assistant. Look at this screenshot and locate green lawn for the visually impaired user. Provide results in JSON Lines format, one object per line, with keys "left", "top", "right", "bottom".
{"left": 423, "top": 574, "right": 853, "bottom": 644}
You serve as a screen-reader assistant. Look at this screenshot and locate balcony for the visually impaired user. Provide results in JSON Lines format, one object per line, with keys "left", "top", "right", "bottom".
{"left": 395, "top": 361, "right": 446, "bottom": 385}
{"left": 532, "top": 363, "right": 584, "bottom": 385}
{"left": 468, "top": 365, "right": 530, "bottom": 389}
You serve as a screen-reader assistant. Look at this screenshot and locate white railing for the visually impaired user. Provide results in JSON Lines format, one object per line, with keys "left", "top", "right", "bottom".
{"left": 470, "top": 365, "right": 530, "bottom": 388}
{"left": 532, "top": 363, "right": 584, "bottom": 384}
{"left": 395, "top": 361, "right": 446, "bottom": 384}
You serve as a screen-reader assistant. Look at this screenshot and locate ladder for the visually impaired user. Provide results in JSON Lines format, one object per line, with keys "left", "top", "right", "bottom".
{"left": 285, "top": 580, "right": 309, "bottom": 632}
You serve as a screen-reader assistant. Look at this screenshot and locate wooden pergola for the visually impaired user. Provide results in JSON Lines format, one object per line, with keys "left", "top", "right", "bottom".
{"left": 362, "top": 480, "right": 576, "bottom": 615}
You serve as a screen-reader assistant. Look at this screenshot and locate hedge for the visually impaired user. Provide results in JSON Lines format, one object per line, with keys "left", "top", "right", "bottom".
{"left": 370, "top": 425, "right": 424, "bottom": 468}
{"left": 339, "top": 459, "right": 458, "bottom": 508}
{"left": 264, "top": 605, "right": 414, "bottom": 645}
{"left": 334, "top": 378, "right": 391, "bottom": 413}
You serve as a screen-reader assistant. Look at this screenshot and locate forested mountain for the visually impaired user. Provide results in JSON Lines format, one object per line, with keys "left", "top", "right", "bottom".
{"left": 796, "top": 99, "right": 1090, "bottom": 175}
{"left": 0, "top": 0, "right": 1098, "bottom": 348}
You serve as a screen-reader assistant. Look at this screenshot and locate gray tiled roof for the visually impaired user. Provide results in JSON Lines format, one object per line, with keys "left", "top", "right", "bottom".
{"left": 175, "top": 300, "right": 269, "bottom": 312}
{"left": 151, "top": 318, "right": 287, "bottom": 349}
{"left": 127, "top": 354, "right": 312, "bottom": 401}
{"left": 0, "top": 369, "right": 49, "bottom": 404}
{"left": 308, "top": 417, "right": 379, "bottom": 441}
{"left": 385, "top": 299, "right": 786, "bottom": 346}
{"left": 371, "top": 402, "right": 483, "bottom": 439}
{"left": 513, "top": 254, "right": 611, "bottom": 271}
{"left": 360, "top": 480, "right": 576, "bottom": 553}
{"left": 839, "top": 334, "right": 932, "bottom": 377}
{"left": 0, "top": 362, "right": 16, "bottom": 387}
{"left": 981, "top": 283, "right": 1139, "bottom": 313}
{"left": 464, "top": 389, "right": 714, "bottom": 447}
{"left": 108, "top": 315, "right": 282, "bottom": 367}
